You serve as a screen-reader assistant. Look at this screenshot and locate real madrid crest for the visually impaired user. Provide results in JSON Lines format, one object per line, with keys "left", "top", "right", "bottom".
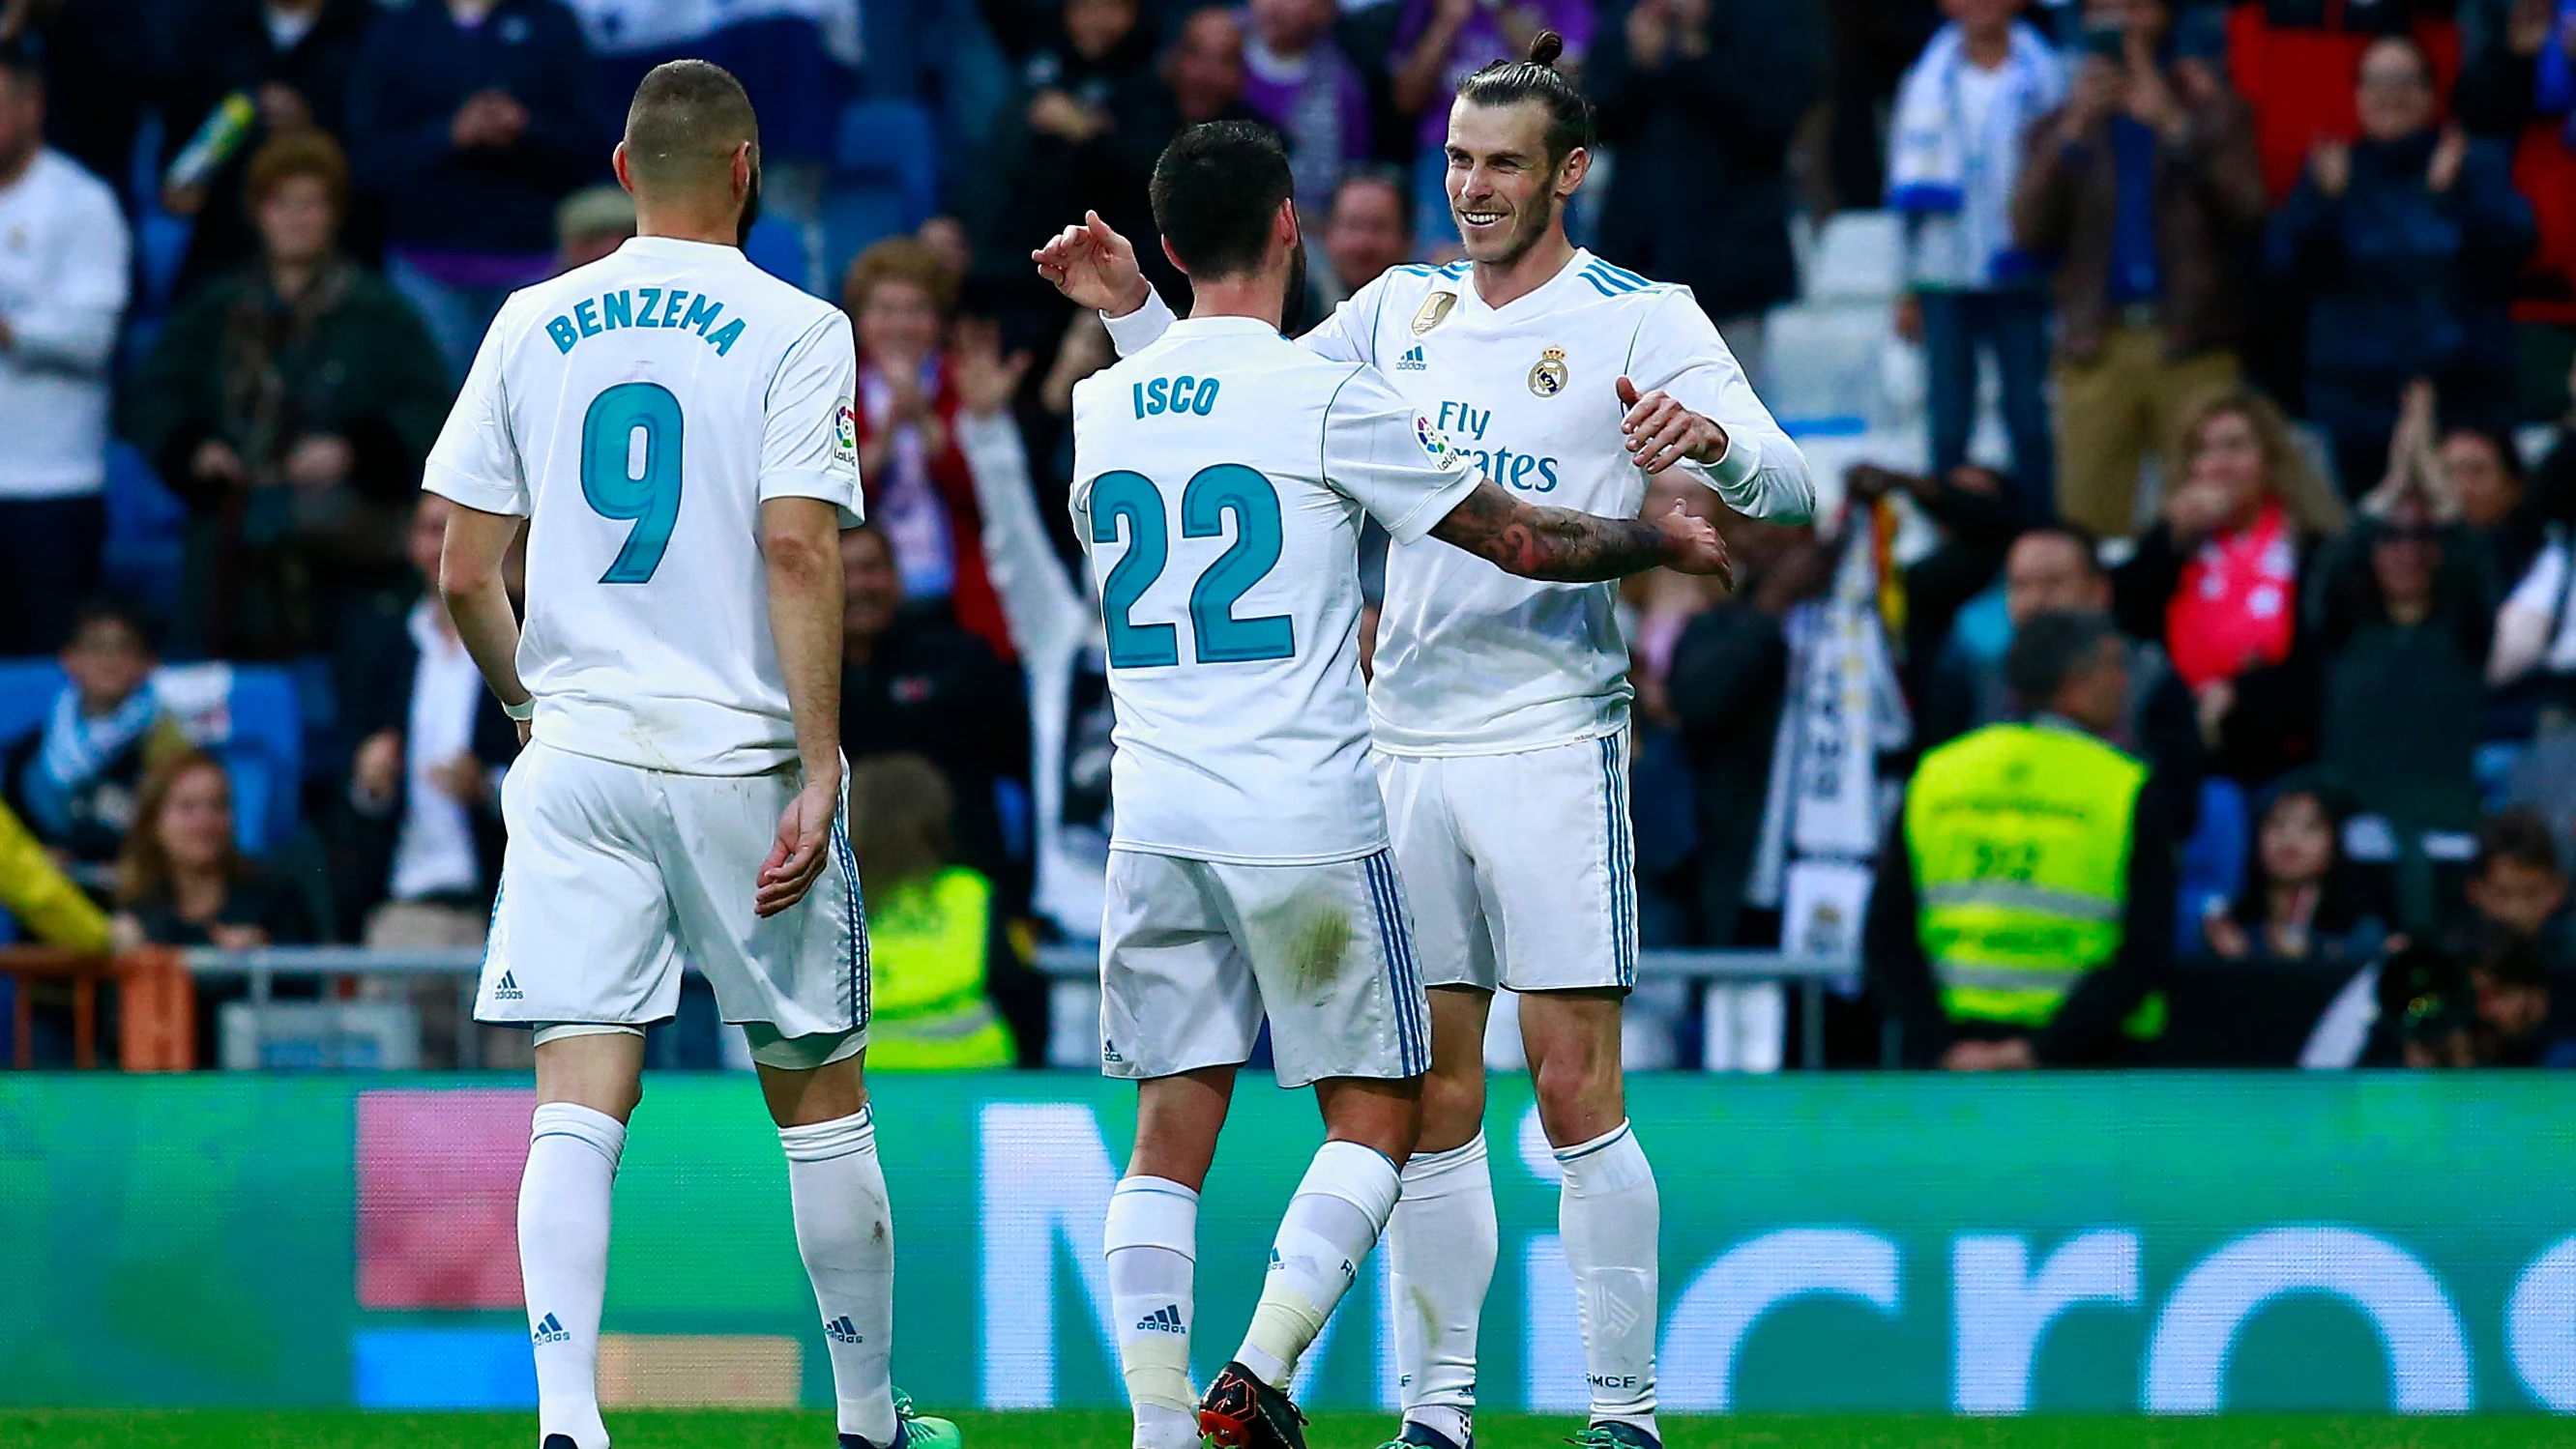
{"left": 1411, "top": 292, "right": 1458, "bottom": 335}
{"left": 1527, "top": 346, "right": 1569, "bottom": 397}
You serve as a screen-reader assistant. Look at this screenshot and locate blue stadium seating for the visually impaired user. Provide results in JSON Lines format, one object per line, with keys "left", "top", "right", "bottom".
{"left": 102, "top": 444, "right": 187, "bottom": 615}
{"left": 822, "top": 99, "right": 939, "bottom": 287}
{"left": 0, "top": 661, "right": 302, "bottom": 856}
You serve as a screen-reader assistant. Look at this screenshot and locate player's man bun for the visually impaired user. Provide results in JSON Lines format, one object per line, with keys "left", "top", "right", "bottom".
{"left": 1457, "top": 31, "right": 1595, "bottom": 165}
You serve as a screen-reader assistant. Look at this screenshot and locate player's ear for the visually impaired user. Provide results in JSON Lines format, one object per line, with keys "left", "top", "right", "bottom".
{"left": 611, "top": 142, "right": 633, "bottom": 195}
{"left": 1555, "top": 145, "right": 1591, "bottom": 200}
{"left": 1161, "top": 235, "right": 1188, "bottom": 275}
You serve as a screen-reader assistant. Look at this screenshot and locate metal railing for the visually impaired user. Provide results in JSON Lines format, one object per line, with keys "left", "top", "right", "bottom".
{"left": 4, "top": 943, "right": 1863, "bottom": 1070}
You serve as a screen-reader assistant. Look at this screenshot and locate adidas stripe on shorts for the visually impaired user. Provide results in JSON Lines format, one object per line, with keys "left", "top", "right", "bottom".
{"left": 476, "top": 740, "right": 868, "bottom": 1068}
{"left": 1097, "top": 848, "right": 1432, "bottom": 1088}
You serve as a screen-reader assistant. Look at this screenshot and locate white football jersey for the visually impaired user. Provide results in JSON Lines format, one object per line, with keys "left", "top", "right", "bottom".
{"left": 424, "top": 236, "right": 863, "bottom": 776}
{"left": 1071, "top": 315, "right": 1481, "bottom": 864}
{"left": 1105, "top": 248, "right": 1812, "bottom": 756}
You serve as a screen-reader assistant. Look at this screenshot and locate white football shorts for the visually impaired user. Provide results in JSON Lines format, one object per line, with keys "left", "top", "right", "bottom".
{"left": 477, "top": 741, "right": 868, "bottom": 1069}
{"left": 1097, "top": 848, "right": 1432, "bottom": 1088}
{"left": 1374, "top": 732, "right": 1638, "bottom": 995}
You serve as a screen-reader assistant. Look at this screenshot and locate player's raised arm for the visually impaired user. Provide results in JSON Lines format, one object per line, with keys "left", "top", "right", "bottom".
{"left": 1615, "top": 290, "right": 1815, "bottom": 523}
{"left": 1033, "top": 209, "right": 1375, "bottom": 364}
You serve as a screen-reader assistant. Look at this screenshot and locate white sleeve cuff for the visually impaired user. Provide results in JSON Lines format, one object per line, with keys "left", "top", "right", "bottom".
{"left": 1101, "top": 290, "right": 1178, "bottom": 359}
{"left": 422, "top": 465, "right": 529, "bottom": 518}
{"left": 758, "top": 470, "right": 865, "bottom": 528}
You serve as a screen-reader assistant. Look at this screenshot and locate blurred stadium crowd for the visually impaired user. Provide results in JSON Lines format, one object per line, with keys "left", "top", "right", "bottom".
{"left": 3, "top": 0, "right": 2576, "bottom": 1073}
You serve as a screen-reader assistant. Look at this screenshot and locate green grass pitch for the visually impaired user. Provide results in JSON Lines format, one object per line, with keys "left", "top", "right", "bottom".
{"left": 4, "top": 1413, "right": 2573, "bottom": 1449}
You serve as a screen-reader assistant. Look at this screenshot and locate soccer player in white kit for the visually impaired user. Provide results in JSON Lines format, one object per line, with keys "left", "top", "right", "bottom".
{"left": 425, "top": 63, "right": 956, "bottom": 1449}
{"left": 1039, "top": 35, "right": 1814, "bottom": 1449}
{"left": 1059, "top": 122, "right": 1729, "bottom": 1449}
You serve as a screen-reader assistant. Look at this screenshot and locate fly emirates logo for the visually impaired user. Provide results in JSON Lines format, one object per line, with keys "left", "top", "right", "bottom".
{"left": 1432, "top": 401, "right": 1562, "bottom": 494}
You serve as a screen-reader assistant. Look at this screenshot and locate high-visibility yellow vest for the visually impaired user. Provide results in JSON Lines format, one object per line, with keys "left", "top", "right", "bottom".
{"left": 864, "top": 866, "right": 1016, "bottom": 1070}
{"left": 1904, "top": 722, "right": 2164, "bottom": 1039}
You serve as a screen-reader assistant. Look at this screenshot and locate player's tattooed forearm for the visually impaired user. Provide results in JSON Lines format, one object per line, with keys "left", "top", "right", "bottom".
{"left": 1431, "top": 481, "right": 1678, "bottom": 583}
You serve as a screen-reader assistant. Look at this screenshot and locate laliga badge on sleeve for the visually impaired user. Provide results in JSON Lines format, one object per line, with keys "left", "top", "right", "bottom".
{"left": 833, "top": 400, "right": 860, "bottom": 465}
{"left": 1527, "top": 346, "right": 1569, "bottom": 397}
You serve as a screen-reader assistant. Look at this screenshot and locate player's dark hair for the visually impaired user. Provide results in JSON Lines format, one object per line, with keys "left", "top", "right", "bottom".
{"left": 1149, "top": 120, "right": 1294, "bottom": 280}
{"left": 2476, "top": 807, "right": 2562, "bottom": 878}
{"left": 67, "top": 594, "right": 157, "bottom": 653}
{"left": 2442, "top": 421, "right": 2524, "bottom": 481}
{"left": 625, "top": 60, "right": 759, "bottom": 189}
{"left": 1454, "top": 30, "right": 1595, "bottom": 166}
{"left": 2005, "top": 609, "right": 2118, "bottom": 712}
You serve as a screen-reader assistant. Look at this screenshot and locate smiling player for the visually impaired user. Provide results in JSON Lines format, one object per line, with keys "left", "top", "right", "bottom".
{"left": 1038, "top": 32, "right": 1812, "bottom": 1449}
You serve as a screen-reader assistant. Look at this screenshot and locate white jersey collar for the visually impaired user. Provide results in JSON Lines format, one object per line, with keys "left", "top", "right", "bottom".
{"left": 616, "top": 235, "right": 749, "bottom": 265}
{"left": 1162, "top": 314, "right": 1282, "bottom": 338}
{"left": 1458, "top": 246, "right": 1596, "bottom": 320}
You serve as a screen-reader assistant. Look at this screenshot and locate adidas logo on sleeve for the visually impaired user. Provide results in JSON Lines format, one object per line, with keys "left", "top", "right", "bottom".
{"left": 1134, "top": 1305, "right": 1186, "bottom": 1335}
{"left": 825, "top": 1315, "right": 864, "bottom": 1345}
{"left": 532, "top": 1313, "right": 571, "bottom": 1345}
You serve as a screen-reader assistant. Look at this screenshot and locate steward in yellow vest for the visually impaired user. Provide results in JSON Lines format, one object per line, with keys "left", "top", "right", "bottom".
{"left": 864, "top": 865, "right": 1018, "bottom": 1069}
{"left": 1866, "top": 612, "right": 2176, "bottom": 1067}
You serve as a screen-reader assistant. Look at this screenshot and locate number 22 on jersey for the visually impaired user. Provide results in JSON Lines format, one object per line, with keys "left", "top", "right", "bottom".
{"left": 581, "top": 381, "right": 683, "bottom": 584}
{"left": 1091, "top": 464, "right": 1295, "bottom": 668}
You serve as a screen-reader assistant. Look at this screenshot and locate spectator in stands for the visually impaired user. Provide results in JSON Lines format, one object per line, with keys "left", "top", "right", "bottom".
{"left": 2455, "top": 923, "right": 2575, "bottom": 1063}
{"left": 1316, "top": 165, "right": 1414, "bottom": 308}
{"left": 1888, "top": 0, "right": 2064, "bottom": 515}
{"left": 2452, "top": 0, "right": 2576, "bottom": 402}
{"left": 918, "top": 215, "right": 975, "bottom": 279}
{"left": 846, "top": 753, "right": 1023, "bottom": 1068}
{"left": 2112, "top": 388, "right": 2345, "bottom": 783}
{"left": 1, "top": 598, "right": 190, "bottom": 893}
{"left": 840, "top": 515, "right": 1032, "bottom": 907}
{"left": 1922, "top": 520, "right": 2206, "bottom": 824}
{"left": 2272, "top": 39, "right": 2534, "bottom": 492}
{"left": 2312, "top": 491, "right": 2496, "bottom": 829}
{"left": 1668, "top": 519, "right": 1827, "bottom": 944}
{"left": 345, "top": 0, "right": 600, "bottom": 381}
{"left": 2385, "top": 940, "right": 2482, "bottom": 1066}
{"left": 843, "top": 239, "right": 1017, "bottom": 660}
{"left": 2368, "top": 382, "right": 2556, "bottom": 585}
{"left": 1242, "top": 0, "right": 1371, "bottom": 218}
{"left": 113, "top": 751, "right": 315, "bottom": 951}
{"left": 1592, "top": 0, "right": 1822, "bottom": 381}
{"left": 552, "top": 183, "right": 633, "bottom": 273}
{"left": 2465, "top": 807, "right": 2576, "bottom": 970}
{"left": 2199, "top": 781, "right": 2384, "bottom": 965}
{"left": 1390, "top": 0, "right": 1589, "bottom": 247}
{"left": 1848, "top": 461, "right": 2033, "bottom": 708}
{"left": 125, "top": 131, "right": 453, "bottom": 662}
{"left": 1163, "top": 5, "right": 1252, "bottom": 129}
{"left": 2229, "top": 0, "right": 2463, "bottom": 203}
{"left": 0, "top": 38, "right": 129, "bottom": 657}
{"left": 0, "top": 794, "right": 109, "bottom": 957}
{"left": 1868, "top": 610, "right": 2177, "bottom": 1066}
{"left": 159, "top": 0, "right": 377, "bottom": 299}
{"left": 2009, "top": 0, "right": 2268, "bottom": 537}
{"left": 1824, "top": 0, "right": 1943, "bottom": 212}
{"left": 333, "top": 493, "right": 512, "bottom": 948}
{"left": 991, "top": 0, "right": 1171, "bottom": 319}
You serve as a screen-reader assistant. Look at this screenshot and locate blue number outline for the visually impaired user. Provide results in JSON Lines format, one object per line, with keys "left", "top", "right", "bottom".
{"left": 1179, "top": 463, "right": 1294, "bottom": 662}
{"left": 1088, "top": 470, "right": 1182, "bottom": 667}
{"left": 579, "top": 382, "right": 684, "bottom": 584}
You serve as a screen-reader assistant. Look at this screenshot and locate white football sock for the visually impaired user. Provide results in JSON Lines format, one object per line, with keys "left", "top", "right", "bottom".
{"left": 1557, "top": 1120, "right": 1659, "bottom": 1436}
{"left": 1238, "top": 1141, "right": 1401, "bottom": 1389}
{"left": 1390, "top": 1131, "right": 1494, "bottom": 1448}
{"left": 1104, "top": 1175, "right": 1201, "bottom": 1449}
{"left": 519, "top": 1101, "right": 625, "bottom": 1449}
{"left": 780, "top": 1108, "right": 898, "bottom": 1447}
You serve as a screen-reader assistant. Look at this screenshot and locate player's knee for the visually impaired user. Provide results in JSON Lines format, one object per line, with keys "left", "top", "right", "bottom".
{"left": 1418, "top": 1060, "right": 1486, "bottom": 1151}
{"left": 1528, "top": 1043, "right": 1621, "bottom": 1141}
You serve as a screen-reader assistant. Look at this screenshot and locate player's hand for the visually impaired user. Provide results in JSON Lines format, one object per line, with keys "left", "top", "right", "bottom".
{"left": 755, "top": 771, "right": 839, "bottom": 917}
{"left": 1033, "top": 210, "right": 1153, "bottom": 316}
{"left": 1616, "top": 375, "right": 1729, "bottom": 476}
{"left": 1653, "top": 502, "right": 1733, "bottom": 589}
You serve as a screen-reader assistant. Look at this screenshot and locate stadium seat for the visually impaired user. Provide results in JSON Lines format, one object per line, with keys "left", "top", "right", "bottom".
{"left": 1800, "top": 210, "right": 1904, "bottom": 304}
{"left": 743, "top": 215, "right": 813, "bottom": 293}
{"left": 0, "top": 661, "right": 300, "bottom": 856}
{"left": 102, "top": 444, "right": 187, "bottom": 615}
{"left": 821, "top": 99, "right": 939, "bottom": 284}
